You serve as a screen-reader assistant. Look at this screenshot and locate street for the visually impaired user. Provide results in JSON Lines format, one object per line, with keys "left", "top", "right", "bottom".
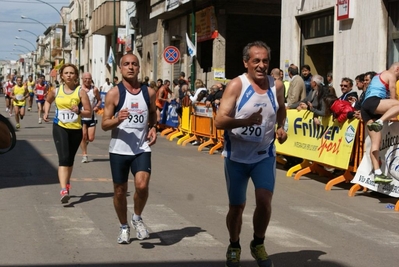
{"left": 1, "top": 99, "right": 399, "bottom": 267}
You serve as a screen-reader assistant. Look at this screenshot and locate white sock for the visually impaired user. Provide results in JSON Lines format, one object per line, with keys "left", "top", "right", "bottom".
{"left": 374, "top": 169, "right": 382, "bottom": 175}
{"left": 376, "top": 119, "right": 383, "bottom": 125}
{"left": 133, "top": 214, "right": 142, "bottom": 221}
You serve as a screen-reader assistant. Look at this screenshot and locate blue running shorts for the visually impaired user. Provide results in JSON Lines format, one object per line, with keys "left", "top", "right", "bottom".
{"left": 224, "top": 156, "right": 276, "bottom": 205}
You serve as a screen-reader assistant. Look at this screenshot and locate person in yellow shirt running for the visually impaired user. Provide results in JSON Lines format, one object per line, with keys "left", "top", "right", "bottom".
{"left": 43, "top": 63, "right": 92, "bottom": 203}
{"left": 11, "top": 76, "right": 29, "bottom": 129}
{"left": 26, "top": 74, "right": 35, "bottom": 111}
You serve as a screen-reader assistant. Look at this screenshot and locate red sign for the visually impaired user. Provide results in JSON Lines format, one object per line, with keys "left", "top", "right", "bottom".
{"left": 163, "top": 46, "right": 180, "bottom": 64}
{"left": 337, "top": 0, "right": 352, "bottom": 21}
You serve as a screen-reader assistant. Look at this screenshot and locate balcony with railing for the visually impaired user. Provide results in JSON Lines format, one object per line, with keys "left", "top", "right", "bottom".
{"left": 91, "top": 0, "right": 121, "bottom": 35}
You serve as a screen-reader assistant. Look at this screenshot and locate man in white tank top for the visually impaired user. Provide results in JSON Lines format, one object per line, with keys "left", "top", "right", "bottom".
{"left": 79, "top": 72, "right": 102, "bottom": 163}
{"left": 101, "top": 53, "right": 157, "bottom": 245}
{"left": 215, "top": 41, "right": 287, "bottom": 267}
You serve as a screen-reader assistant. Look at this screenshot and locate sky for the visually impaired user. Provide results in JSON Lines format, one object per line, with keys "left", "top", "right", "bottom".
{"left": 0, "top": 0, "right": 69, "bottom": 61}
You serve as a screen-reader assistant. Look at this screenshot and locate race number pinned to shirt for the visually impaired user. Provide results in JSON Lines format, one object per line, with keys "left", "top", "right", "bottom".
{"left": 58, "top": 109, "right": 78, "bottom": 123}
{"left": 231, "top": 121, "right": 266, "bottom": 143}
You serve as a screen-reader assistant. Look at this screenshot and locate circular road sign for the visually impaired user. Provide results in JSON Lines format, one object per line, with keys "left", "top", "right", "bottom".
{"left": 163, "top": 46, "right": 180, "bottom": 64}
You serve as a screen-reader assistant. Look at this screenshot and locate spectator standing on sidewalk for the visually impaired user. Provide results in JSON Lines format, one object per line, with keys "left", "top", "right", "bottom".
{"left": 101, "top": 53, "right": 157, "bottom": 244}
{"left": 301, "top": 64, "right": 313, "bottom": 96}
{"left": 43, "top": 63, "right": 92, "bottom": 203}
{"left": 80, "top": 72, "right": 102, "bottom": 163}
{"left": 215, "top": 41, "right": 287, "bottom": 267}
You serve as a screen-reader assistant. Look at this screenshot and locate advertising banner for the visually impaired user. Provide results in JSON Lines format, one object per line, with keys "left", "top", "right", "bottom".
{"left": 352, "top": 122, "right": 399, "bottom": 198}
{"left": 276, "top": 110, "right": 359, "bottom": 169}
{"left": 195, "top": 6, "right": 218, "bottom": 42}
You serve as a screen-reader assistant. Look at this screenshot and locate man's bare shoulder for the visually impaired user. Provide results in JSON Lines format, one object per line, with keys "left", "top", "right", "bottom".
{"left": 147, "top": 86, "right": 157, "bottom": 97}
{"left": 224, "top": 77, "right": 242, "bottom": 95}
{"left": 106, "top": 86, "right": 119, "bottom": 99}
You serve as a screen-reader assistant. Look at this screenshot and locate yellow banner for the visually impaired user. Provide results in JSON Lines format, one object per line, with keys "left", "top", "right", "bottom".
{"left": 54, "top": 59, "right": 64, "bottom": 71}
{"left": 276, "top": 109, "right": 359, "bottom": 169}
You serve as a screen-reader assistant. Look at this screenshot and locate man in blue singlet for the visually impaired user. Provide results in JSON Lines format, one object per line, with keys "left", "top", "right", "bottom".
{"left": 361, "top": 62, "right": 399, "bottom": 183}
{"left": 215, "top": 41, "right": 287, "bottom": 267}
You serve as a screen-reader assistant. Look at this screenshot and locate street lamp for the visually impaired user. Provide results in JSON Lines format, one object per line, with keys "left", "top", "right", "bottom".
{"left": 12, "top": 49, "right": 27, "bottom": 54}
{"left": 20, "top": 15, "right": 47, "bottom": 30}
{"left": 18, "top": 29, "right": 39, "bottom": 39}
{"left": 14, "top": 44, "right": 31, "bottom": 53}
{"left": 15, "top": 36, "right": 36, "bottom": 50}
{"left": 34, "top": 0, "right": 65, "bottom": 61}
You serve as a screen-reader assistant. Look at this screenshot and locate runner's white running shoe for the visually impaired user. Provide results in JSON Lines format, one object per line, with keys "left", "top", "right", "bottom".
{"left": 131, "top": 218, "right": 149, "bottom": 240}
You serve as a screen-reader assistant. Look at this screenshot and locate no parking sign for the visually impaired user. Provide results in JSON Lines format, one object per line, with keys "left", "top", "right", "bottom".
{"left": 163, "top": 46, "right": 180, "bottom": 64}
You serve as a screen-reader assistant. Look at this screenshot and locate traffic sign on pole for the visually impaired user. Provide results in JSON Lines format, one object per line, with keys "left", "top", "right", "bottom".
{"left": 163, "top": 46, "right": 180, "bottom": 64}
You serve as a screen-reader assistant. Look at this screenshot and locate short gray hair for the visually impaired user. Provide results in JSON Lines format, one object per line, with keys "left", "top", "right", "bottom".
{"left": 243, "top": 41, "right": 271, "bottom": 62}
{"left": 311, "top": 74, "right": 324, "bottom": 86}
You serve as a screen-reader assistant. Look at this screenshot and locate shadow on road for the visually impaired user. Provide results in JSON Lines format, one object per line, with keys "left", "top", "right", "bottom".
{"left": 0, "top": 140, "right": 58, "bottom": 189}
{"left": 1, "top": 249, "right": 351, "bottom": 266}
{"left": 138, "top": 226, "right": 206, "bottom": 248}
{"left": 63, "top": 191, "right": 115, "bottom": 207}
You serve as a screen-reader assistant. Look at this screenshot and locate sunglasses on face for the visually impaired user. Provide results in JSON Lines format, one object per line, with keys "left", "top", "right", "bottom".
{"left": 340, "top": 84, "right": 348, "bottom": 88}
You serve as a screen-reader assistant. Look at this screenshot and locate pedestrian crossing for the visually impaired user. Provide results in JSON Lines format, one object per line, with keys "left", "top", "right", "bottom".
{"left": 35, "top": 205, "right": 113, "bottom": 249}
{"left": 34, "top": 202, "right": 399, "bottom": 249}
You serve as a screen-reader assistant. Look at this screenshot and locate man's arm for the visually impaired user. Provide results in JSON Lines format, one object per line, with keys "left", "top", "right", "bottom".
{"left": 147, "top": 87, "right": 157, "bottom": 146}
{"left": 275, "top": 79, "right": 288, "bottom": 144}
{"left": 101, "top": 86, "right": 123, "bottom": 131}
{"left": 93, "top": 87, "right": 102, "bottom": 112}
{"left": 215, "top": 77, "right": 261, "bottom": 130}
{"left": 275, "top": 80, "right": 286, "bottom": 128}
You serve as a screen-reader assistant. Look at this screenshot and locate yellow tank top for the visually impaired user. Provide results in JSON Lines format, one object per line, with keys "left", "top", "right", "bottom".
{"left": 27, "top": 81, "right": 35, "bottom": 93}
{"left": 13, "top": 85, "right": 27, "bottom": 106}
{"left": 54, "top": 85, "right": 82, "bottom": 129}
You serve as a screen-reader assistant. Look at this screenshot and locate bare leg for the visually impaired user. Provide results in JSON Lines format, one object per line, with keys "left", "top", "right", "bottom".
{"left": 58, "top": 166, "right": 73, "bottom": 189}
{"left": 80, "top": 124, "right": 88, "bottom": 156}
{"left": 114, "top": 182, "right": 128, "bottom": 224}
{"left": 226, "top": 203, "right": 245, "bottom": 242}
{"left": 14, "top": 106, "right": 19, "bottom": 124}
{"left": 133, "top": 171, "right": 150, "bottom": 216}
{"left": 367, "top": 128, "right": 382, "bottom": 171}
{"left": 375, "top": 100, "right": 399, "bottom": 122}
{"left": 253, "top": 188, "right": 273, "bottom": 238}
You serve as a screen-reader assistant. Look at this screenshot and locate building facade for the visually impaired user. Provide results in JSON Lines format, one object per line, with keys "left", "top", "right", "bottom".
{"left": 281, "top": 0, "right": 399, "bottom": 92}
{"left": 2, "top": 0, "right": 398, "bottom": 91}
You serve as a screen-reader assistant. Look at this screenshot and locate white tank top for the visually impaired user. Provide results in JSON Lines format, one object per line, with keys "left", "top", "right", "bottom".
{"left": 82, "top": 86, "right": 97, "bottom": 121}
{"left": 109, "top": 88, "right": 151, "bottom": 155}
{"left": 222, "top": 74, "right": 278, "bottom": 164}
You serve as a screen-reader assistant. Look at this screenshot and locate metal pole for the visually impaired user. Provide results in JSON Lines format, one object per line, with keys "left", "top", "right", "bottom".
{"left": 78, "top": 0, "right": 81, "bottom": 70}
{"left": 14, "top": 44, "right": 31, "bottom": 53}
{"left": 190, "top": 1, "right": 196, "bottom": 91}
{"left": 112, "top": 0, "right": 117, "bottom": 80}
{"left": 34, "top": 0, "right": 65, "bottom": 61}
{"left": 15, "top": 37, "right": 36, "bottom": 50}
{"left": 20, "top": 16, "right": 47, "bottom": 30}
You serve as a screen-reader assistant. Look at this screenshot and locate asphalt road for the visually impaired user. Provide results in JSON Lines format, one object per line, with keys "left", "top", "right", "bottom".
{"left": 1, "top": 98, "right": 399, "bottom": 267}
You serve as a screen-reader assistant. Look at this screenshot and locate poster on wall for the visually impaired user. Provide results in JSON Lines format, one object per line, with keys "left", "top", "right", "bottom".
{"left": 337, "top": 0, "right": 354, "bottom": 21}
{"left": 165, "top": 0, "right": 180, "bottom": 11}
{"left": 194, "top": 6, "right": 218, "bottom": 42}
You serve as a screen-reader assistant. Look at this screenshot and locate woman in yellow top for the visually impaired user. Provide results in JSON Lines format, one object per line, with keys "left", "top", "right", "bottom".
{"left": 43, "top": 63, "right": 92, "bottom": 203}
{"left": 11, "top": 76, "right": 29, "bottom": 129}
